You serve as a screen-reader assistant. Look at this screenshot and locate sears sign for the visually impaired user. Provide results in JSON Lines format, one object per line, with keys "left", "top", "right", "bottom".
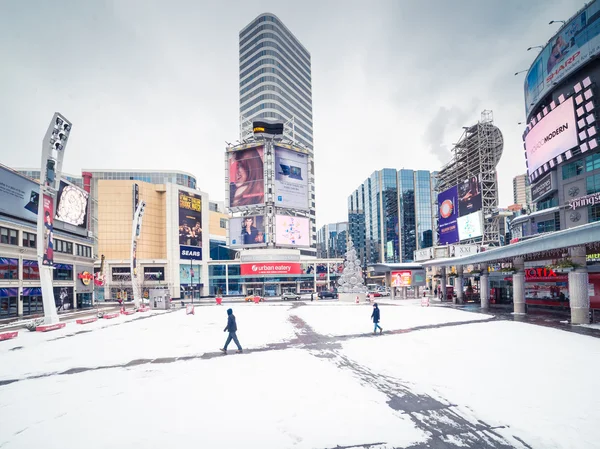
{"left": 180, "top": 245, "right": 202, "bottom": 261}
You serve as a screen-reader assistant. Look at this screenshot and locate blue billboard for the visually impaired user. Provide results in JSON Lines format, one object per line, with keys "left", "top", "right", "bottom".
{"left": 525, "top": 0, "right": 600, "bottom": 116}
{"left": 437, "top": 185, "right": 459, "bottom": 245}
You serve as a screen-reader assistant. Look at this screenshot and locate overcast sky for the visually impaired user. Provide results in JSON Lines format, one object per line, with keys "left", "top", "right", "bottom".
{"left": 0, "top": 0, "right": 585, "bottom": 227}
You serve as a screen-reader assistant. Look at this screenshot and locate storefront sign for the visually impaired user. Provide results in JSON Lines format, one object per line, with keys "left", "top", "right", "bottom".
{"left": 78, "top": 271, "right": 93, "bottom": 286}
{"left": 180, "top": 245, "right": 202, "bottom": 261}
{"left": 450, "top": 244, "right": 479, "bottom": 257}
{"left": 413, "top": 247, "right": 434, "bottom": 261}
{"left": 531, "top": 171, "right": 556, "bottom": 202}
{"left": 568, "top": 192, "right": 600, "bottom": 210}
{"left": 240, "top": 262, "right": 302, "bottom": 276}
{"left": 525, "top": 268, "right": 568, "bottom": 282}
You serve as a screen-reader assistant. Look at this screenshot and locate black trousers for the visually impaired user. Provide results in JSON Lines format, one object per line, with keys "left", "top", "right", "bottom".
{"left": 224, "top": 332, "right": 242, "bottom": 350}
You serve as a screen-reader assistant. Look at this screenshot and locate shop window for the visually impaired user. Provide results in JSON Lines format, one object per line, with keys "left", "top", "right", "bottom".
{"left": 23, "top": 288, "right": 43, "bottom": 316}
{"left": 54, "top": 287, "right": 74, "bottom": 311}
{"left": 22, "top": 231, "right": 36, "bottom": 248}
{"left": 0, "top": 227, "right": 18, "bottom": 245}
{"left": 23, "top": 260, "right": 40, "bottom": 280}
{"left": 53, "top": 263, "right": 73, "bottom": 281}
{"left": 0, "top": 288, "right": 18, "bottom": 317}
{"left": 0, "top": 258, "right": 18, "bottom": 280}
{"left": 112, "top": 267, "right": 131, "bottom": 281}
{"left": 77, "top": 293, "right": 93, "bottom": 309}
{"left": 144, "top": 266, "right": 165, "bottom": 281}
{"left": 537, "top": 219, "right": 555, "bottom": 234}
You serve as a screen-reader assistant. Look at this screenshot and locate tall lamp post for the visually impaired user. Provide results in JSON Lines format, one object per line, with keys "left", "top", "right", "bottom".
{"left": 37, "top": 113, "right": 72, "bottom": 325}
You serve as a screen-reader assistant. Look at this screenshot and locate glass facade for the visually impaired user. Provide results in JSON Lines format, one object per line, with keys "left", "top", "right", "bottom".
{"left": 316, "top": 222, "right": 348, "bottom": 258}
{"left": 348, "top": 169, "right": 436, "bottom": 264}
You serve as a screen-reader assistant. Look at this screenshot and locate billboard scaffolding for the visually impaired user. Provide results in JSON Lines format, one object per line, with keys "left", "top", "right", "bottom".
{"left": 436, "top": 110, "right": 504, "bottom": 246}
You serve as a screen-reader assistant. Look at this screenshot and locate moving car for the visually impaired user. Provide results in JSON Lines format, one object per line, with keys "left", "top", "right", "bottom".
{"left": 244, "top": 295, "right": 264, "bottom": 302}
{"left": 318, "top": 290, "right": 338, "bottom": 299}
{"left": 281, "top": 292, "right": 301, "bottom": 301}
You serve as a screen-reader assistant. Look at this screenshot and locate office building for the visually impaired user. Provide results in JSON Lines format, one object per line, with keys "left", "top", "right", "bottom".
{"left": 512, "top": 174, "right": 532, "bottom": 211}
{"left": 348, "top": 169, "right": 437, "bottom": 266}
{"left": 316, "top": 222, "right": 348, "bottom": 258}
{"left": 239, "top": 13, "right": 316, "bottom": 250}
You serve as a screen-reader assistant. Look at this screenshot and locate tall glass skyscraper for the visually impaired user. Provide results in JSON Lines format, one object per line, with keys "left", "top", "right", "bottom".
{"left": 348, "top": 169, "right": 437, "bottom": 265}
{"left": 239, "top": 13, "right": 316, "bottom": 249}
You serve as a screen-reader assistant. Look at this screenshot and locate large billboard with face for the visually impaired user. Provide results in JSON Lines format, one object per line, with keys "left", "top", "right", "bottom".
{"left": 457, "top": 211, "right": 483, "bottom": 241}
{"left": 525, "top": 0, "right": 600, "bottom": 116}
{"left": 274, "top": 145, "right": 309, "bottom": 210}
{"left": 524, "top": 97, "right": 578, "bottom": 177}
{"left": 229, "top": 215, "right": 267, "bottom": 247}
{"left": 179, "top": 190, "right": 203, "bottom": 259}
{"left": 275, "top": 215, "right": 310, "bottom": 247}
{"left": 0, "top": 165, "right": 40, "bottom": 223}
{"left": 437, "top": 185, "right": 459, "bottom": 245}
{"left": 228, "top": 145, "right": 265, "bottom": 208}
{"left": 458, "top": 175, "right": 482, "bottom": 216}
{"left": 55, "top": 180, "right": 89, "bottom": 228}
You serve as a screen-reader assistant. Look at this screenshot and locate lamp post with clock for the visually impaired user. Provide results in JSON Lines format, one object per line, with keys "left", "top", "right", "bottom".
{"left": 37, "top": 113, "right": 73, "bottom": 325}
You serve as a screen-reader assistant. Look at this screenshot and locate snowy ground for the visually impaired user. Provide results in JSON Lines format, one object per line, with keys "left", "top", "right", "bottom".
{"left": 1, "top": 301, "right": 599, "bottom": 449}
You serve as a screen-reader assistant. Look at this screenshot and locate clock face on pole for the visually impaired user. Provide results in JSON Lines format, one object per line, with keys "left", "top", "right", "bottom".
{"left": 56, "top": 185, "right": 88, "bottom": 226}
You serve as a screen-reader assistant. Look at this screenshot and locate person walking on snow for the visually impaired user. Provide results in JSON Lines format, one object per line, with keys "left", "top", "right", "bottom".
{"left": 371, "top": 303, "right": 383, "bottom": 334}
{"left": 220, "top": 308, "right": 243, "bottom": 354}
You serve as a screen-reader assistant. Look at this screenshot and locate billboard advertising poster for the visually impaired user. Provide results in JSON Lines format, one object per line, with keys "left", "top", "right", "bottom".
{"left": 525, "top": 98, "right": 578, "bottom": 177}
{"left": 179, "top": 190, "right": 202, "bottom": 249}
{"left": 391, "top": 271, "right": 412, "bottom": 287}
{"left": 55, "top": 180, "right": 89, "bottom": 228}
{"left": 525, "top": 0, "right": 600, "bottom": 116}
{"left": 531, "top": 171, "right": 557, "bottom": 202}
{"left": 437, "top": 185, "right": 459, "bottom": 245}
{"left": 275, "top": 215, "right": 310, "bottom": 247}
{"left": 457, "top": 211, "right": 483, "bottom": 241}
{"left": 228, "top": 146, "right": 264, "bottom": 208}
{"left": 42, "top": 194, "right": 54, "bottom": 266}
{"left": 0, "top": 165, "right": 39, "bottom": 223}
{"left": 458, "top": 176, "right": 482, "bottom": 216}
{"left": 180, "top": 264, "right": 201, "bottom": 285}
{"left": 229, "top": 216, "right": 267, "bottom": 247}
{"left": 240, "top": 262, "right": 302, "bottom": 276}
{"left": 274, "top": 145, "right": 309, "bottom": 210}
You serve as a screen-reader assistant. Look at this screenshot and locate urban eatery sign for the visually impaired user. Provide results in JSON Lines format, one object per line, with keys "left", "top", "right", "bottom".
{"left": 568, "top": 192, "right": 600, "bottom": 210}
{"left": 240, "top": 262, "right": 302, "bottom": 276}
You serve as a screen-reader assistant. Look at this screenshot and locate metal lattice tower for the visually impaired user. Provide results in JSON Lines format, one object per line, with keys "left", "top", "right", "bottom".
{"left": 436, "top": 110, "right": 504, "bottom": 246}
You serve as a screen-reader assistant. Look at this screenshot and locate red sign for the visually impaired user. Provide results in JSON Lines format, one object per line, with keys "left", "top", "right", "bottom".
{"left": 525, "top": 268, "right": 568, "bottom": 282}
{"left": 78, "top": 271, "right": 93, "bottom": 286}
{"left": 240, "top": 262, "right": 302, "bottom": 276}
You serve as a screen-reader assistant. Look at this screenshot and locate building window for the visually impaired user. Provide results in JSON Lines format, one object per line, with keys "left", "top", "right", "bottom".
{"left": 53, "top": 264, "right": 73, "bottom": 281}
{"left": 586, "top": 153, "right": 600, "bottom": 172}
{"left": 220, "top": 218, "right": 227, "bottom": 229}
{"left": 537, "top": 219, "right": 555, "bottom": 234}
{"left": 76, "top": 244, "right": 92, "bottom": 258}
{"left": 23, "top": 288, "right": 43, "bottom": 316}
{"left": 77, "top": 293, "right": 93, "bottom": 309}
{"left": 562, "top": 159, "right": 585, "bottom": 179}
{"left": 55, "top": 239, "right": 73, "bottom": 254}
{"left": 0, "top": 227, "right": 18, "bottom": 245}
{"left": 112, "top": 267, "right": 131, "bottom": 281}
{"left": 0, "top": 289, "right": 18, "bottom": 318}
{"left": 23, "top": 260, "right": 40, "bottom": 280}
{"left": 0, "top": 258, "right": 18, "bottom": 280}
{"left": 144, "top": 267, "right": 165, "bottom": 281}
{"left": 590, "top": 204, "right": 600, "bottom": 223}
{"left": 22, "top": 231, "right": 36, "bottom": 248}
{"left": 586, "top": 173, "right": 600, "bottom": 194}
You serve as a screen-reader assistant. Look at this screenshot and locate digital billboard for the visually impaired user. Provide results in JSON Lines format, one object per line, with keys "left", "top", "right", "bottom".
{"left": 55, "top": 180, "right": 89, "bottom": 228}
{"left": 229, "top": 215, "right": 267, "bottom": 247}
{"left": 437, "top": 185, "right": 459, "bottom": 245}
{"left": 458, "top": 175, "right": 482, "bottom": 216}
{"left": 0, "top": 165, "right": 39, "bottom": 223}
{"left": 42, "top": 194, "right": 54, "bottom": 266}
{"left": 525, "top": 0, "right": 600, "bottom": 116}
{"left": 524, "top": 97, "right": 578, "bottom": 177}
{"left": 179, "top": 190, "right": 202, "bottom": 259}
{"left": 457, "top": 211, "right": 483, "bottom": 241}
{"left": 391, "top": 271, "right": 412, "bottom": 287}
{"left": 274, "top": 145, "right": 309, "bottom": 210}
{"left": 228, "top": 145, "right": 265, "bottom": 208}
{"left": 275, "top": 215, "right": 310, "bottom": 247}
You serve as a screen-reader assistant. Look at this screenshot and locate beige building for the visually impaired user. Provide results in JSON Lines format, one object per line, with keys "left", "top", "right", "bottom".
{"left": 512, "top": 174, "right": 532, "bottom": 210}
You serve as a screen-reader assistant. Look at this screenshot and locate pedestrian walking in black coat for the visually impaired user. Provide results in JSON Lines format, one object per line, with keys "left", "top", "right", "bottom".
{"left": 220, "top": 308, "right": 243, "bottom": 354}
{"left": 371, "top": 303, "right": 382, "bottom": 334}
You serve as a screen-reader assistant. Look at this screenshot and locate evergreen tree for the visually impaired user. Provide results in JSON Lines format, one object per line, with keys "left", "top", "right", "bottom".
{"left": 337, "top": 239, "right": 367, "bottom": 293}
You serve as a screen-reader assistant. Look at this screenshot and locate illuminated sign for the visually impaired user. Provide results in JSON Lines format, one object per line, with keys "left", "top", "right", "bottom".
{"left": 253, "top": 127, "right": 265, "bottom": 133}
{"left": 568, "top": 191, "right": 600, "bottom": 210}
{"left": 240, "top": 263, "right": 302, "bottom": 276}
{"left": 78, "top": 271, "right": 93, "bottom": 286}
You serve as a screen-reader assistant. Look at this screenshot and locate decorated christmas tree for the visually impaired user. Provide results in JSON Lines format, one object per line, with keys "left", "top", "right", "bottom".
{"left": 337, "top": 238, "right": 368, "bottom": 293}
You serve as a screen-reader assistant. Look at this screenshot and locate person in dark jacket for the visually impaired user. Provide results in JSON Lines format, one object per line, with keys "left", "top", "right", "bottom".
{"left": 371, "top": 303, "right": 382, "bottom": 334}
{"left": 220, "top": 308, "right": 243, "bottom": 353}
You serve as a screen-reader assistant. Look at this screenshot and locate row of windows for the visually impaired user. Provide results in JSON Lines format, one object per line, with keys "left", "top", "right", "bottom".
{"left": 241, "top": 82, "right": 312, "bottom": 118}
{"left": 93, "top": 172, "right": 196, "bottom": 189}
{"left": 587, "top": 173, "right": 600, "bottom": 194}
{"left": 240, "top": 21, "right": 310, "bottom": 62}
{"left": 240, "top": 57, "right": 311, "bottom": 99}
{"left": 76, "top": 244, "right": 93, "bottom": 258}
{"left": 0, "top": 259, "right": 74, "bottom": 281}
{"left": 240, "top": 32, "right": 311, "bottom": 72}
{"left": 1, "top": 225, "right": 92, "bottom": 258}
{"left": 242, "top": 94, "right": 313, "bottom": 130}
{"left": 240, "top": 68, "right": 313, "bottom": 107}
{"left": 562, "top": 153, "right": 600, "bottom": 180}
{"left": 55, "top": 239, "right": 73, "bottom": 254}
{"left": 240, "top": 42, "right": 311, "bottom": 83}
{"left": 0, "top": 227, "right": 18, "bottom": 246}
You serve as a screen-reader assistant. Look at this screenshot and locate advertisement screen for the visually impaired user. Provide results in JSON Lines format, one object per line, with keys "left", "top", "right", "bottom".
{"left": 274, "top": 145, "right": 309, "bottom": 210}
{"left": 525, "top": 0, "right": 600, "bottom": 116}
{"left": 0, "top": 165, "right": 39, "bottom": 223}
{"left": 391, "top": 270, "right": 412, "bottom": 287}
{"left": 42, "top": 194, "right": 54, "bottom": 266}
{"left": 524, "top": 98, "right": 578, "bottom": 177}
{"left": 228, "top": 146, "right": 265, "bottom": 208}
{"left": 458, "top": 175, "right": 482, "bottom": 216}
{"left": 240, "top": 262, "right": 302, "bottom": 276}
{"left": 55, "top": 180, "right": 89, "bottom": 228}
{"left": 457, "top": 211, "right": 483, "bottom": 241}
{"left": 275, "top": 215, "right": 310, "bottom": 247}
{"left": 437, "top": 185, "right": 459, "bottom": 245}
{"left": 229, "top": 216, "right": 267, "bottom": 247}
{"left": 179, "top": 191, "right": 203, "bottom": 258}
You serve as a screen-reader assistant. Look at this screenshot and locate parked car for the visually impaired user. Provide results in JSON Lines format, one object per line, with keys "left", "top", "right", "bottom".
{"left": 282, "top": 292, "right": 301, "bottom": 301}
{"left": 244, "top": 295, "right": 264, "bottom": 302}
{"left": 379, "top": 289, "right": 390, "bottom": 297}
{"left": 370, "top": 291, "right": 382, "bottom": 298}
{"left": 318, "top": 290, "right": 338, "bottom": 299}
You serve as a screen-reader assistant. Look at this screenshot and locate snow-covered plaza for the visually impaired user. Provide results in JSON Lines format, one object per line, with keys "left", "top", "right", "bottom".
{"left": 1, "top": 301, "right": 599, "bottom": 449}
